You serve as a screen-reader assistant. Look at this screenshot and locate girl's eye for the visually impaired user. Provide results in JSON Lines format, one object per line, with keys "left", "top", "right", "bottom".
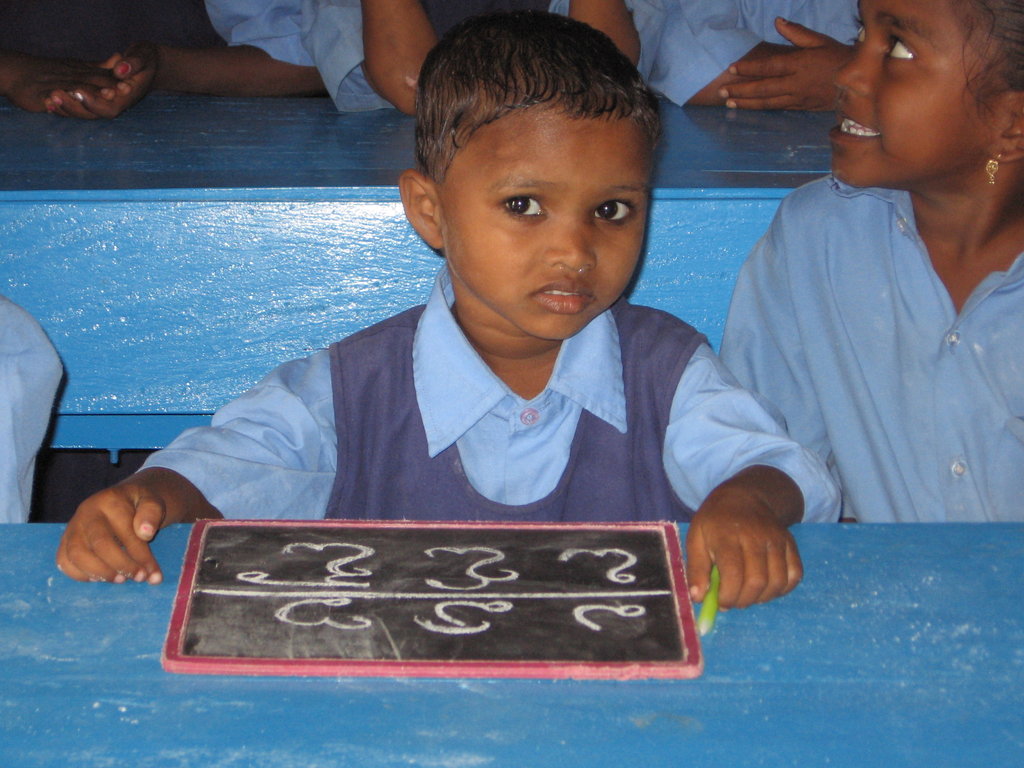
{"left": 889, "top": 39, "right": 914, "bottom": 60}
{"left": 595, "top": 200, "right": 630, "bottom": 221}
{"left": 505, "top": 197, "right": 542, "bottom": 216}
{"left": 855, "top": 25, "right": 865, "bottom": 43}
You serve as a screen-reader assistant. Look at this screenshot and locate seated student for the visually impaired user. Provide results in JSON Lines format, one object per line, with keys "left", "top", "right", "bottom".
{"left": 233, "top": 0, "right": 661, "bottom": 114}
{"left": 56, "top": 11, "right": 839, "bottom": 610}
{"left": 720, "top": 0, "right": 1024, "bottom": 521}
{"left": 648, "top": 0, "right": 859, "bottom": 110}
{"left": 0, "top": 0, "right": 325, "bottom": 119}
{"left": 0, "top": 297, "right": 62, "bottom": 523}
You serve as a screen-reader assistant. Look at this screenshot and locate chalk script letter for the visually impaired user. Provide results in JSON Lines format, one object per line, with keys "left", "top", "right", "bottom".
{"left": 414, "top": 600, "right": 514, "bottom": 635}
{"left": 572, "top": 604, "right": 646, "bottom": 632}
{"left": 558, "top": 548, "right": 638, "bottom": 584}
{"left": 274, "top": 598, "right": 373, "bottom": 630}
{"left": 283, "top": 542, "right": 376, "bottom": 581}
{"left": 423, "top": 547, "right": 519, "bottom": 591}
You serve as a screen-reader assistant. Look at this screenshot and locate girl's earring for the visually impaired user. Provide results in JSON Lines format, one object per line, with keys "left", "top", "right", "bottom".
{"left": 986, "top": 157, "right": 1000, "bottom": 185}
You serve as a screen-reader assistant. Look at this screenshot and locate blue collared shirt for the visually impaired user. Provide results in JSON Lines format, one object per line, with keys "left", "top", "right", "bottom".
{"left": 648, "top": 0, "right": 858, "bottom": 106}
{"left": 148, "top": 269, "right": 838, "bottom": 521}
{"left": 722, "top": 177, "right": 1024, "bottom": 522}
{"left": 204, "top": 0, "right": 668, "bottom": 112}
{"left": 1, "top": 297, "right": 62, "bottom": 523}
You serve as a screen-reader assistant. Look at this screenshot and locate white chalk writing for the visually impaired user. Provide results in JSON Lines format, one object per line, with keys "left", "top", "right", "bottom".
{"left": 558, "top": 548, "right": 637, "bottom": 584}
{"left": 423, "top": 547, "right": 519, "bottom": 591}
{"left": 572, "top": 604, "right": 646, "bottom": 632}
{"left": 414, "top": 601, "right": 514, "bottom": 635}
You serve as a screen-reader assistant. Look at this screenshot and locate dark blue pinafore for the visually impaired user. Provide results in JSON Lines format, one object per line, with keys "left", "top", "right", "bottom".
{"left": 325, "top": 301, "right": 705, "bottom": 522}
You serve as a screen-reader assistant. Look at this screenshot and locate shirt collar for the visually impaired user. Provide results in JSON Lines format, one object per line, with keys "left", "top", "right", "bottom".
{"left": 413, "top": 268, "right": 627, "bottom": 456}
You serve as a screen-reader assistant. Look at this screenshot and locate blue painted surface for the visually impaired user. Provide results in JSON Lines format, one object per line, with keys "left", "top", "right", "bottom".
{"left": 2, "top": 523, "right": 1022, "bottom": 767}
{"left": 0, "top": 94, "right": 835, "bottom": 451}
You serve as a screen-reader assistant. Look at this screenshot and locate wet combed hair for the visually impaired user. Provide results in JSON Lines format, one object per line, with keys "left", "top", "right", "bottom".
{"left": 960, "top": 0, "right": 1024, "bottom": 98}
{"left": 414, "top": 10, "right": 661, "bottom": 181}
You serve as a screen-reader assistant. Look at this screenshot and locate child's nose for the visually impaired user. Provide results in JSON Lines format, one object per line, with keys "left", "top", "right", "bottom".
{"left": 835, "top": 44, "right": 871, "bottom": 99}
{"left": 548, "top": 220, "right": 597, "bottom": 273}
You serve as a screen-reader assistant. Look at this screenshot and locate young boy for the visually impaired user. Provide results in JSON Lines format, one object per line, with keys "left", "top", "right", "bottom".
{"left": 56, "top": 11, "right": 839, "bottom": 609}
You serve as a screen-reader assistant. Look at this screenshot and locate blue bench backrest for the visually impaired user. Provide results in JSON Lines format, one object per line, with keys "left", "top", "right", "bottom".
{"left": 0, "top": 96, "right": 833, "bottom": 454}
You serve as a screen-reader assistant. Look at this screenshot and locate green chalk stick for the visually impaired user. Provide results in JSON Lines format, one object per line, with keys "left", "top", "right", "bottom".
{"left": 697, "top": 564, "right": 721, "bottom": 637}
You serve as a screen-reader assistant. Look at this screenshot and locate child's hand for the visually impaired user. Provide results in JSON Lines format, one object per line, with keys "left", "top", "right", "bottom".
{"left": 2, "top": 53, "right": 124, "bottom": 117}
{"left": 56, "top": 474, "right": 168, "bottom": 584}
{"left": 685, "top": 466, "right": 803, "bottom": 608}
{"left": 719, "top": 19, "right": 854, "bottom": 111}
{"left": 44, "top": 45, "right": 158, "bottom": 119}
{"left": 55, "top": 467, "right": 220, "bottom": 584}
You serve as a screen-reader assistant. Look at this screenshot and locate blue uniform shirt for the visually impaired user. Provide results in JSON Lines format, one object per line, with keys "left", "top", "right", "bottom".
{"left": 722, "top": 177, "right": 1024, "bottom": 522}
{"left": 1, "top": 297, "right": 62, "bottom": 523}
{"left": 147, "top": 269, "right": 839, "bottom": 521}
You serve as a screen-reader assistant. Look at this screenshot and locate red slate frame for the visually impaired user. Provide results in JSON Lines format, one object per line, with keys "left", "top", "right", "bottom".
{"left": 163, "top": 519, "right": 703, "bottom": 680}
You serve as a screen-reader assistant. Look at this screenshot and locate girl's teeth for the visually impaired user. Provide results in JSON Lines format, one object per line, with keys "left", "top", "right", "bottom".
{"left": 841, "top": 118, "right": 880, "bottom": 137}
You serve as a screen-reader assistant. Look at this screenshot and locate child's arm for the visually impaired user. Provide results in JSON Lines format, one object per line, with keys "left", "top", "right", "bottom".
{"left": 56, "top": 467, "right": 221, "bottom": 585}
{"left": 568, "top": 0, "right": 641, "bottom": 65}
{"left": 359, "top": 0, "right": 436, "bottom": 115}
{"left": 693, "top": 18, "right": 853, "bottom": 111}
{"left": 685, "top": 465, "right": 803, "bottom": 608}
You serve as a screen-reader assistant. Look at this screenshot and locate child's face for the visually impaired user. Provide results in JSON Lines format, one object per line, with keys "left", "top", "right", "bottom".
{"left": 417, "top": 107, "right": 651, "bottom": 360}
{"left": 831, "top": 0, "right": 994, "bottom": 192}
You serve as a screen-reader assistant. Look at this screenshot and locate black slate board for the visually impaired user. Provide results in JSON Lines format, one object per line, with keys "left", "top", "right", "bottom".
{"left": 163, "top": 519, "right": 702, "bottom": 679}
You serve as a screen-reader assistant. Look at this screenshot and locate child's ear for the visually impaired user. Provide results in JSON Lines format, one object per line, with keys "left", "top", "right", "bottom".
{"left": 399, "top": 169, "right": 445, "bottom": 250}
{"left": 994, "top": 91, "right": 1024, "bottom": 163}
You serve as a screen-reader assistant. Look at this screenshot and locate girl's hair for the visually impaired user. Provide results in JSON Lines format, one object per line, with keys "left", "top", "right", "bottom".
{"left": 414, "top": 10, "right": 661, "bottom": 181}
{"left": 961, "top": 0, "right": 1024, "bottom": 98}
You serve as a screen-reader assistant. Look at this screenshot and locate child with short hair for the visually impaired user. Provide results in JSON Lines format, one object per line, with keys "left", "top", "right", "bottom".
{"left": 721, "top": 0, "right": 1024, "bottom": 521}
{"left": 57, "top": 11, "right": 839, "bottom": 608}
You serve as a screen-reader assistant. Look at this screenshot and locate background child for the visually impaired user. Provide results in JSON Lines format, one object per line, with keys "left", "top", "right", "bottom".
{"left": 294, "top": 0, "right": 660, "bottom": 114}
{"left": 721, "top": 0, "right": 1024, "bottom": 521}
{"left": 649, "top": 0, "right": 858, "bottom": 110}
{"left": 0, "top": 296, "right": 62, "bottom": 523}
{"left": 56, "top": 11, "right": 839, "bottom": 608}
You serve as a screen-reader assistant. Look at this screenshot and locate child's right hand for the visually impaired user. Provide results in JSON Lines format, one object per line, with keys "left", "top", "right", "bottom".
{"left": 56, "top": 467, "right": 220, "bottom": 584}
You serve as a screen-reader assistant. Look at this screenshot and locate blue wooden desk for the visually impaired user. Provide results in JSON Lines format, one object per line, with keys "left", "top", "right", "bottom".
{"left": 0, "top": 94, "right": 833, "bottom": 455}
{"left": 1, "top": 523, "right": 1021, "bottom": 767}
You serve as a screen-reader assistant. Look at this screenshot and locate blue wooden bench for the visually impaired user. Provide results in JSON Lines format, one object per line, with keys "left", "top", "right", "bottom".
{"left": 0, "top": 94, "right": 833, "bottom": 457}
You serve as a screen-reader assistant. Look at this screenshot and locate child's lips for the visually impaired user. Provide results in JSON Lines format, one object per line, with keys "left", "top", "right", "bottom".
{"left": 534, "top": 280, "right": 594, "bottom": 314}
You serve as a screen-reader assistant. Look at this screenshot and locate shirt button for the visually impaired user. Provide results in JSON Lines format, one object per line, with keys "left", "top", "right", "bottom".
{"left": 951, "top": 460, "right": 968, "bottom": 478}
{"left": 519, "top": 407, "right": 541, "bottom": 426}
{"left": 946, "top": 330, "right": 961, "bottom": 347}
{"left": 896, "top": 217, "right": 908, "bottom": 233}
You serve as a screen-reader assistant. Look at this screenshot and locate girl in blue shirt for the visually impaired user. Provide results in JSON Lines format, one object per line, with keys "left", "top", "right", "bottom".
{"left": 722, "top": 0, "right": 1024, "bottom": 521}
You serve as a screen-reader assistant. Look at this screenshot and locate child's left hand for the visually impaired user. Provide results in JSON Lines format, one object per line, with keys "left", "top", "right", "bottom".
{"left": 685, "top": 465, "right": 803, "bottom": 609}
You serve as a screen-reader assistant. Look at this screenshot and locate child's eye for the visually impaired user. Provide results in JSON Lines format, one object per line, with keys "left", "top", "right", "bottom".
{"left": 505, "top": 197, "right": 542, "bottom": 216}
{"left": 594, "top": 200, "right": 630, "bottom": 221}
{"left": 888, "top": 39, "right": 914, "bottom": 59}
{"left": 855, "top": 25, "right": 865, "bottom": 43}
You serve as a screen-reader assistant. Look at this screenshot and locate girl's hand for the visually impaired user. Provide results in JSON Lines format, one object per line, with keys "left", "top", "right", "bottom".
{"left": 56, "top": 467, "right": 220, "bottom": 585}
{"left": 685, "top": 466, "right": 803, "bottom": 608}
{"left": 56, "top": 476, "right": 169, "bottom": 584}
